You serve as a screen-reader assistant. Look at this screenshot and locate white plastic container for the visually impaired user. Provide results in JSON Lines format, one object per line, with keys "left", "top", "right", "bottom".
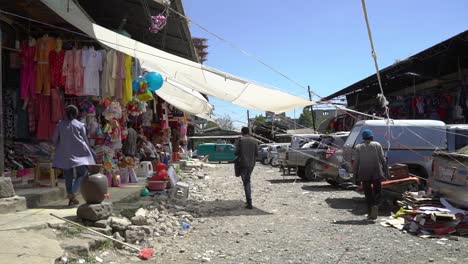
{"left": 137, "top": 161, "right": 154, "bottom": 178}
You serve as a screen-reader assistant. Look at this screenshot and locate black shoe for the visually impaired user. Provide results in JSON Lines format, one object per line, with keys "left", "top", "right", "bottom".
{"left": 245, "top": 204, "right": 253, "bottom": 209}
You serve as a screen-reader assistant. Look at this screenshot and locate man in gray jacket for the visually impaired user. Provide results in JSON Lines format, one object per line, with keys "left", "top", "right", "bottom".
{"left": 236, "top": 127, "right": 258, "bottom": 209}
{"left": 353, "top": 129, "right": 387, "bottom": 220}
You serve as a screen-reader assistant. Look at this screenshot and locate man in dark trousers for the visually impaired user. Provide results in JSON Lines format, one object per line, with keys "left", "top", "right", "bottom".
{"left": 236, "top": 127, "right": 258, "bottom": 209}
{"left": 122, "top": 121, "right": 137, "bottom": 157}
{"left": 353, "top": 129, "right": 387, "bottom": 220}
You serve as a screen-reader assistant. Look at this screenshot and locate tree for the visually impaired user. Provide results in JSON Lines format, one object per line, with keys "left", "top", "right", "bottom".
{"left": 205, "top": 121, "right": 218, "bottom": 129}
{"left": 298, "top": 107, "right": 313, "bottom": 128}
{"left": 215, "top": 114, "right": 235, "bottom": 131}
{"left": 254, "top": 115, "right": 267, "bottom": 125}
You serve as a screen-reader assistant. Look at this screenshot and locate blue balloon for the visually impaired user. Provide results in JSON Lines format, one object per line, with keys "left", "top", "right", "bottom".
{"left": 145, "top": 72, "right": 164, "bottom": 91}
{"left": 132, "top": 80, "right": 140, "bottom": 91}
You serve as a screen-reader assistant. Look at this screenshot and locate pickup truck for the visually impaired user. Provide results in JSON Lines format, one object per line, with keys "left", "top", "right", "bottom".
{"left": 428, "top": 147, "right": 468, "bottom": 208}
{"left": 286, "top": 132, "right": 349, "bottom": 182}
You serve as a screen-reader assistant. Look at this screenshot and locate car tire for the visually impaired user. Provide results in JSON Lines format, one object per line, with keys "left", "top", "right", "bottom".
{"left": 270, "top": 157, "right": 279, "bottom": 167}
{"left": 261, "top": 157, "right": 268, "bottom": 165}
{"left": 304, "top": 162, "right": 323, "bottom": 182}
{"left": 297, "top": 167, "right": 305, "bottom": 179}
{"left": 326, "top": 179, "right": 338, "bottom": 186}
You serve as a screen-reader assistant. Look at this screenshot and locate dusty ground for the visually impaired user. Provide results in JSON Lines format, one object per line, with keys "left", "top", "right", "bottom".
{"left": 103, "top": 163, "right": 468, "bottom": 264}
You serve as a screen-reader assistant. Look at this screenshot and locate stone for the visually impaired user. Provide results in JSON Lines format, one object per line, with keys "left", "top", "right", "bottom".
{"left": 94, "top": 219, "right": 109, "bottom": 228}
{"left": 125, "top": 229, "right": 143, "bottom": 244}
{"left": 90, "top": 225, "right": 112, "bottom": 236}
{"left": 131, "top": 215, "right": 148, "bottom": 226}
{"left": 109, "top": 216, "right": 131, "bottom": 231}
{"left": 81, "top": 234, "right": 109, "bottom": 251}
{"left": 0, "top": 195, "right": 27, "bottom": 214}
{"left": 0, "top": 177, "right": 15, "bottom": 198}
{"left": 77, "top": 203, "right": 113, "bottom": 221}
{"left": 135, "top": 208, "right": 148, "bottom": 217}
{"left": 113, "top": 232, "right": 126, "bottom": 249}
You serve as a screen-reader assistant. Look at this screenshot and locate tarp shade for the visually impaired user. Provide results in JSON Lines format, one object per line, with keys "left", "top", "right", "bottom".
{"left": 41, "top": 0, "right": 314, "bottom": 113}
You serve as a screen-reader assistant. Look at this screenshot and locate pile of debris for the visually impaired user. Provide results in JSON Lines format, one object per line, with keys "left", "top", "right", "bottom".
{"left": 381, "top": 191, "right": 468, "bottom": 238}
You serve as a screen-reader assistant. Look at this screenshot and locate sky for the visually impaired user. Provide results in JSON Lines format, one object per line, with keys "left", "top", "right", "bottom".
{"left": 183, "top": 0, "right": 468, "bottom": 128}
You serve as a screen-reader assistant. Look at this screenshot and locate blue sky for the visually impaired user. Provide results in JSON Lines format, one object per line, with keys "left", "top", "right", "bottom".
{"left": 183, "top": 0, "right": 468, "bottom": 128}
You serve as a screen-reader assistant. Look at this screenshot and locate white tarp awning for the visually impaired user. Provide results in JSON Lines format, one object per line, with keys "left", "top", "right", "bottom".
{"left": 41, "top": 0, "right": 314, "bottom": 113}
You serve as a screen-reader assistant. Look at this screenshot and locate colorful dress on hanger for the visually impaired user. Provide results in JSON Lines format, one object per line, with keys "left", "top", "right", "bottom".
{"left": 82, "top": 47, "right": 103, "bottom": 96}
{"left": 36, "top": 95, "right": 54, "bottom": 140}
{"left": 51, "top": 88, "right": 65, "bottom": 122}
{"left": 35, "top": 36, "right": 56, "bottom": 96}
{"left": 74, "top": 49, "right": 84, "bottom": 96}
{"left": 112, "top": 52, "right": 125, "bottom": 100}
{"left": 123, "top": 55, "right": 133, "bottom": 104}
{"left": 62, "top": 49, "right": 76, "bottom": 95}
{"left": 19, "top": 43, "right": 36, "bottom": 99}
{"left": 103, "top": 50, "right": 116, "bottom": 97}
{"left": 49, "top": 49, "right": 66, "bottom": 88}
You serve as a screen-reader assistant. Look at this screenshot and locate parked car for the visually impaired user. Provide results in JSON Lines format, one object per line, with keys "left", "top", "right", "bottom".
{"left": 286, "top": 132, "right": 349, "bottom": 182}
{"left": 257, "top": 144, "right": 271, "bottom": 165}
{"left": 428, "top": 125, "right": 468, "bottom": 208}
{"left": 196, "top": 143, "right": 236, "bottom": 162}
{"left": 342, "top": 120, "right": 447, "bottom": 184}
{"left": 280, "top": 134, "right": 322, "bottom": 174}
{"left": 267, "top": 143, "right": 290, "bottom": 167}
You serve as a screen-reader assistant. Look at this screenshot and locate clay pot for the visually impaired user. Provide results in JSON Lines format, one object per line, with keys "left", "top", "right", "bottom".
{"left": 81, "top": 165, "right": 108, "bottom": 204}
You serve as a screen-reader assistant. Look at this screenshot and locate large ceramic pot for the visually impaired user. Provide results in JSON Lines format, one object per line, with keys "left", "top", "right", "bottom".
{"left": 81, "top": 165, "right": 108, "bottom": 204}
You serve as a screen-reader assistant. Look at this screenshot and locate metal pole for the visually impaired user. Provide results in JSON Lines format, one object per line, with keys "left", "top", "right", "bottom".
{"left": 247, "top": 110, "right": 250, "bottom": 132}
{"left": 308, "top": 85, "right": 316, "bottom": 131}
{"left": 0, "top": 28, "right": 4, "bottom": 176}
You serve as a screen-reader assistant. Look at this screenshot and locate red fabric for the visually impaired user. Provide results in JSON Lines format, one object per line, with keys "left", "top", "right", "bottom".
{"left": 138, "top": 248, "right": 154, "bottom": 260}
{"left": 19, "top": 44, "right": 36, "bottom": 99}
{"left": 49, "top": 49, "right": 65, "bottom": 87}
{"left": 36, "top": 95, "right": 54, "bottom": 140}
{"left": 51, "top": 88, "right": 64, "bottom": 122}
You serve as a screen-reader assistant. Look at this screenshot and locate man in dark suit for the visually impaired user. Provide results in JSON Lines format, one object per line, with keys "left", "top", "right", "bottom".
{"left": 236, "top": 127, "right": 258, "bottom": 209}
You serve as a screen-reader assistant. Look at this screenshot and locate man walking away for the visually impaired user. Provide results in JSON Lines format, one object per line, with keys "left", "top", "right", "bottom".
{"left": 353, "top": 129, "right": 387, "bottom": 220}
{"left": 236, "top": 127, "right": 258, "bottom": 209}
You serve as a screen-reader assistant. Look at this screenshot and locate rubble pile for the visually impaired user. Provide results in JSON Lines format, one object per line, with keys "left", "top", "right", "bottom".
{"left": 381, "top": 191, "right": 468, "bottom": 237}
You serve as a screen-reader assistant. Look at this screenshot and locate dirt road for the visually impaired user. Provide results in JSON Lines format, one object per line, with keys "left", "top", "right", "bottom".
{"left": 110, "top": 163, "right": 468, "bottom": 264}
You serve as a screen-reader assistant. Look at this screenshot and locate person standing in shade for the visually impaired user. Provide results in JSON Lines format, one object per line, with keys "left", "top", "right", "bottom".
{"left": 53, "top": 105, "right": 96, "bottom": 206}
{"left": 353, "top": 129, "right": 387, "bottom": 220}
{"left": 123, "top": 121, "right": 137, "bottom": 157}
{"left": 235, "top": 127, "right": 258, "bottom": 209}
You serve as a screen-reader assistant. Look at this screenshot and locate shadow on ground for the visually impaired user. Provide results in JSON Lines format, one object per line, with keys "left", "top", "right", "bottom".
{"left": 267, "top": 179, "right": 306, "bottom": 184}
{"left": 325, "top": 197, "right": 394, "bottom": 217}
{"left": 332, "top": 219, "right": 373, "bottom": 225}
{"left": 301, "top": 184, "right": 344, "bottom": 192}
{"left": 191, "top": 199, "right": 273, "bottom": 218}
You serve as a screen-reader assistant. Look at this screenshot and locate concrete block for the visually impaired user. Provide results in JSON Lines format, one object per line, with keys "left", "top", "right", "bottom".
{"left": 0, "top": 195, "right": 27, "bottom": 214}
{"left": 77, "top": 202, "right": 113, "bottom": 221}
{"left": 0, "top": 177, "right": 15, "bottom": 198}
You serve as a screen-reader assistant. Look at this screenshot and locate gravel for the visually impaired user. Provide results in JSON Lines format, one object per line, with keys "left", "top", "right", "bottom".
{"left": 101, "top": 164, "right": 468, "bottom": 263}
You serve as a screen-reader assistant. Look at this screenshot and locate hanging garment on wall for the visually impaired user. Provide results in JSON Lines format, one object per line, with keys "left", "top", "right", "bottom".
{"left": 74, "top": 48, "right": 84, "bottom": 95}
{"left": 103, "top": 50, "right": 116, "bottom": 97}
{"left": 35, "top": 36, "right": 56, "bottom": 95}
{"left": 132, "top": 57, "right": 142, "bottom": 80}
{"left": 49, "top": 49, "right": 66, "bottom": 88}
{"left": 62, "top": 49, "right": 76, "bottom": 95}
{"left": 82, "top": 47, "right": 103, "bottom": 96}
{"left": 36, "top": 95, "right": 54, "bottom": 140}
{"left": 3, "top": 89, "right": 16, "bottom": 139}
{"left": 19, "top": 43, "right": 36, "bottom": 99}
{"left": 122, "top": 54, "right": 133, "bottom": 104}
{"left": 141, "top": 105, "right": 153, "bottom": 127}
{"left": 28, "top": 99, "right": 37, "bottom": 134}
{"left": 112, "top": 52, "right": 125, "bottom": 100}
{"left": 413, "top": 96, "right": 425, "bottom": 115}
{"left": 51, "top": 88, "right": 64, "bottom": 122}
{"left": 98, "top": 49, "right": 107, "bottom": 97}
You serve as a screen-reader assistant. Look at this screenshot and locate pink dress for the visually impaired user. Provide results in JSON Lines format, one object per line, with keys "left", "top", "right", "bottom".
{"left": 112, "top": 52, "right": 125, "bottom": 100}
{"left": 19, "top": 44, "right": 36, "bottom": 99}
{"left": 74, "top": 49, "right": 84, "bottom": 96}
{"left": 62, "top": 49, "right": 75, "bottom": 95}
{"left": 49, "top": 49, "right": 65, "bottom": 88}
{"left": 82, "top": 47, "right": 102, "bottom": 96}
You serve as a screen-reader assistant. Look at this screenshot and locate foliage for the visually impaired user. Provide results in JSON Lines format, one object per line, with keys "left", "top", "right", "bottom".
{"left": 205, "top": 121, "right": 218, "bottom": 129}
{"left": 297, "top": 107, "right": 314, "bottom": 128}
{"left": 254, "top": 115, "right": 267, "bottom": 125}
{"left": 215, "top": 114, "right": 235, "bottom": 131}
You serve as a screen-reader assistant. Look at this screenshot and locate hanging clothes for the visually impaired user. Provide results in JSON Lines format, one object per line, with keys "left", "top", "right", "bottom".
{"left": 62, "top": 49, "right": 76, "bottom": 95}
{"left": 51, "top": 88, "right": 65, "bottom": 122}
{"left": 122, "top": 54, "right": 133, "bottom": 104}
{"left": 36, "top": 95, "right": 54, "bottom": 140}
{"left": 49, "top": 49, "right": 66, "bottom": 88}
{"left": 98, "top": 49, "right": 107, "bottom": 97}
{"left": 112, "top": 52, "right": 125, "bottom": 100}
{"left": 35, "top": 36, "right": 56, "bottom": 96}
{"left": 132, "top": 58, "right": 142, "bottom": 79}
{"left": 82, "top": 47, "right": 103, "bottom": 96}
{"left": 103, "top": 50, "right": 116, "bottom": 97}
{"left": 19, "top": 42, "right": 36, "bottom": 99}
{"left": 74, "top": 48, "right": 85, "bottom": 96}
